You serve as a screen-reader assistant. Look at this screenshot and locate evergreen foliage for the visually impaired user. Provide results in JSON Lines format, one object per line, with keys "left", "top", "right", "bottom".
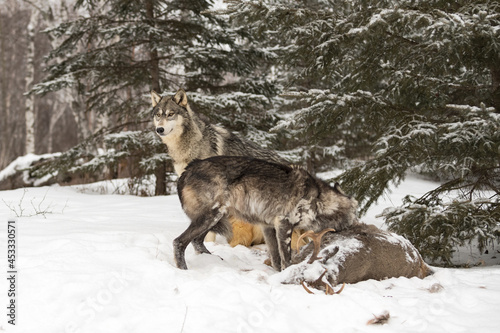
{"left": 25, "top": 0, "right": 500, "bottom": 263}
{"left": 225, "top": 0, "right": 500, "bottom": 264}
{"left": 31, "top": 0, "right": 282, "bottom": 194}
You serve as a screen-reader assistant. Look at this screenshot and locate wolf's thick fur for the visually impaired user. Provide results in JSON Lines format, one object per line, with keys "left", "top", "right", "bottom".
{"left": 152, "top": 89, "right": 287, "bottom": 247}
{"left": 174, "top": 156, "right": 359, "bottom": 270}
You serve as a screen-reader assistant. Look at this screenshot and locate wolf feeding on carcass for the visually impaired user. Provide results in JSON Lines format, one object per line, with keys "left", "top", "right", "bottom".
{"left": 174, "top": 156, "right": 359, "bottom": 271}
{"left": 172, "top": 155, "right": 430, "bottom": 291}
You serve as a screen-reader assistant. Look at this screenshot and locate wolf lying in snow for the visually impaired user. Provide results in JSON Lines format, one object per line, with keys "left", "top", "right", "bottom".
{"left": 173, "top": 156, "right": 359, "bottom": 270}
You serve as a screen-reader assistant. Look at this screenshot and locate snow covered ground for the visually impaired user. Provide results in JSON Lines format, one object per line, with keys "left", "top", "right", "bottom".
{"left": 1, "top": 176, "right": 500, "bottom": 332}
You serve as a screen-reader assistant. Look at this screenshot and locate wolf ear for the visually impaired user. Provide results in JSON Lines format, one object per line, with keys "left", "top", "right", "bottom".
{"left": 151, "top": 90, "right": 162, "bottom": 107}
{"left": 173, "top": 89, "right": 188, "bottom": 107}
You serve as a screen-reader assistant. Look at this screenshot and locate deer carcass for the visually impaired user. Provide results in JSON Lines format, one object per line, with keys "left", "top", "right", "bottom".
{"left": 280, "top": 223, "right": 431, "bottom": 293}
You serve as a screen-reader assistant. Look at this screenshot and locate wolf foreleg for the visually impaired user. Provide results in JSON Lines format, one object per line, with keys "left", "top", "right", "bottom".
{"left": 275, "top": 217, "right": 294, "bottom": 270}
{"left": 262, "top": 225, "right": 282, "bottom": 271}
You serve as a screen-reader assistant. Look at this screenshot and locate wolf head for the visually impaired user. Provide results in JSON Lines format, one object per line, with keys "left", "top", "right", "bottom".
{"left": 151, "top": 89, "right": 191, "bottom": 139}
{"left": 314, "top": 181, "right": 359, "bottom": 231}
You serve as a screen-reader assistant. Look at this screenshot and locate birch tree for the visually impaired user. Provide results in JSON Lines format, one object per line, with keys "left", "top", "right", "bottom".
{"left": 24, "top": 7, "right": 38, "bottom": 154}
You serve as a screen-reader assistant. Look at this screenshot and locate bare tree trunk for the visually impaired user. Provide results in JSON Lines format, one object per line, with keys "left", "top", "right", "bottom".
{"left": 491, "top": 66, "right": 500, "bottom": 112}
{"left": 146, "top": 0, "right": 167, "bottom": 196}
{"left": 0, "top": 2, "right": 27, "bottom": 170}
{"left": 45, "top": 88, "right": 62, "bottom": 153}
{"left": 24, "top": 8, "right": 38, "bottom": 155}
{"left": 42, "top": 2, "right": 65, "bottom": 154}
{"left": 0, "top": 7, "right": 7, "bottom": 166}
{"left": 71, "top": 94, "right": 92, "bottom": 142}
{"left": 146, "top": 0, "right": 160, "bottom": 93}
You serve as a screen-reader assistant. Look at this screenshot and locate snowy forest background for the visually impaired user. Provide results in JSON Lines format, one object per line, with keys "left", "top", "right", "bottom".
{"left": 1, "top": 0, "right": 499, "bottom": 266}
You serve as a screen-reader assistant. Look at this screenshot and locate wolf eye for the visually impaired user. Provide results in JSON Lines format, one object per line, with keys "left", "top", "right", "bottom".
{"left": 167, "top": 112, "right": 175, "bottom": 118}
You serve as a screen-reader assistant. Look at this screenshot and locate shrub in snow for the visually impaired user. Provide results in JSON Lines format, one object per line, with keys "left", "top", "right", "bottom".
{"left": 382, "top": 196, "right": 500, "bottom": 266}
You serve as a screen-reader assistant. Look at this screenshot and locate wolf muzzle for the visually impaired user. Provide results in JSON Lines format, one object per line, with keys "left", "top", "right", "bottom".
{"left": 156, "top": 127, "right": 165, "bottom": 135}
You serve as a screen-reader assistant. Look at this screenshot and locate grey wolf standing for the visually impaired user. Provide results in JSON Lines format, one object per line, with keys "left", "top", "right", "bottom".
{"left": 174, "top": 156, "right": 359, "bottom": 270}
{"left": 151, "top": 89, "right": 289, "bottom": 247}
{"left": 151, "top": 89, "right": 285, "bottom": 175}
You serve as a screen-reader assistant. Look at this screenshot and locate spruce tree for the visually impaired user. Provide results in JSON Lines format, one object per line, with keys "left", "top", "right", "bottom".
{"left": 31, "top": 0, "right": 281, "bottom": 195}
{"left": 225, "top": 0, "right": 500, "bottom": 264}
